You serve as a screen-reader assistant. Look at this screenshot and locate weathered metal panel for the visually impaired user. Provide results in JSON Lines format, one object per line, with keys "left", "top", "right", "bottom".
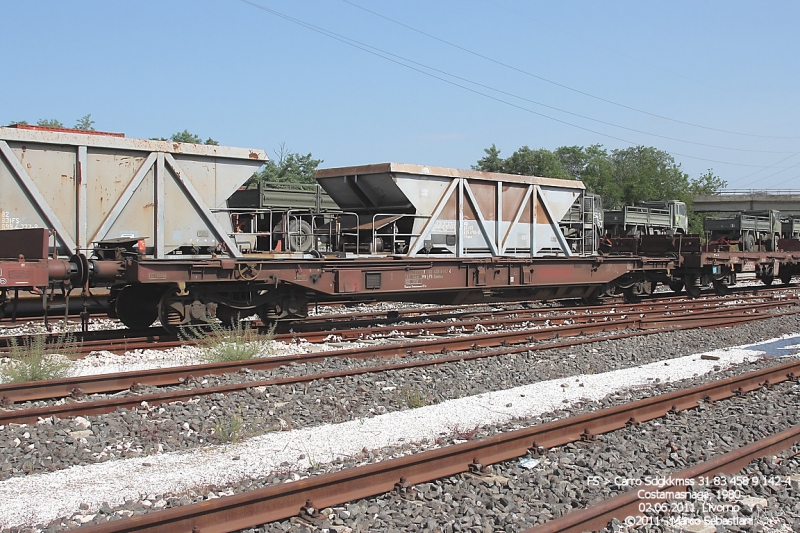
{"left": 315, "top": 163, "right": 584, "bottom": 258}
{"left": 0, "top": 127, "right": 267, "bottom": 258}
{"left": 0, "top": 228, "right": 50, "bottom": 259}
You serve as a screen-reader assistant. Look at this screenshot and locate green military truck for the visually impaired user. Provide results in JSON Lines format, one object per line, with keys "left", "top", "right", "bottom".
{"left": 226, "top": 181, "right": 339, "bottom": 252}
{"left": 782, "top": 215, "right": 800, "bottom": 239}
{"left": 604, "top": 200, "right": 688, "bottom": 237}
{"left": 703, "top": 210, "right": 782, "bottom": 251}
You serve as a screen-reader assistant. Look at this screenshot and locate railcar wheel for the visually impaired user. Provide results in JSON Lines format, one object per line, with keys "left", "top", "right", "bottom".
{"left": 685, "top": 276, "right": 702, "bottom": 298}
{"left": 762, "top": 275, "right": 774, "bottom": 287}
{"left": 622, "top": 286, "right": 642, "bottom": 304}
{"left": 668, "top": 281, "right": 684, "bottom": 294}
{"left": 781, "top": 272, "right": 793, "bottom": 285}
{"left": 712, "top": 280, "right": 729, "bottom": 296}
{"left": 158, "top": 290, "right": 185, "bottom": 332}
{"left": 580, "top": 289, "right": 604, "bottom": 306}
{"left": 115, "top": 284, "right": 161, "bottom": 330}
{"left": 216, "top": 305, "right": 242, "bottom": 328}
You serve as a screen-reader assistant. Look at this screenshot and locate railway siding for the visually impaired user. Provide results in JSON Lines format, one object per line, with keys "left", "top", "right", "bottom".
{"left": 0, "top": 315, "right": 799, "bottom": 530}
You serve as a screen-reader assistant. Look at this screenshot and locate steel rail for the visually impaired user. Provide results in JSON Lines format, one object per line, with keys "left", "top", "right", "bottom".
{"left": 3, "top": 288, "right": 796, "bottom": 355}
{"left": 1, "top": 306, "right": 798, "bottom": 425}
{"left": 0, "top": 300, "right": 795, "bottom": 406}
{"left": 0, "top": 303, "right": 796, "bottom": 406}
{"left": 286, "top": 297, "right": 796, "bottom": 343}
{"left": 71, "top": 359, "right": 800, "bottom": 533}
{"left": 525, "top": 427, "right": 800, "bottom": 532}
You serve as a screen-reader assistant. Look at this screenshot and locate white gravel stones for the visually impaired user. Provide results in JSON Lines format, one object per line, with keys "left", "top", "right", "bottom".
{"left": 0, "top": 337, "right": 379, "bottom": 384}
{"left": 1, "top": 334, "right": 798, "bottom": 529}
{"left": 0, "top": 317, "right": 125, "bottom": 337}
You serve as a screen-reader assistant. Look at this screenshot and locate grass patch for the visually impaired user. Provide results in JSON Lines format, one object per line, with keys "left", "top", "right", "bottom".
{"left": 400, "top": 384, "right": 427, "bottom": 409}
{"left": 182, "top": 319, "right": 276, "bottom": 363}
{"left": 0, "top": 329, "right": 78, "bottom": 383}
{"left": 213, "top": 414, "right": 245, "bottom": 443}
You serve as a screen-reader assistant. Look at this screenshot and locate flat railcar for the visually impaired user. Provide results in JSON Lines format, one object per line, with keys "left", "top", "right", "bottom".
{"left": 1, "top": 127, "right": 799, "bottom": 329}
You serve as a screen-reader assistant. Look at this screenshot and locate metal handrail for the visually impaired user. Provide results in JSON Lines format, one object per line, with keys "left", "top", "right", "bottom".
{"left": 370, "top": 213, "right": 430, "bottom": 255}
{"left": 710, "top": 189, "right": 800, "bottom": 195}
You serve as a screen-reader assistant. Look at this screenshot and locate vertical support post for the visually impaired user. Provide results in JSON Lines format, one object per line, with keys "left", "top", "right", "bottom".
{"left": 457, "top": 178, "right": 464, "bottom": 258}
{"left": 496, "top": 181, "right": 502, "bottom": 253}
{"left": 76, "top": 145, "right": 88, "bottom": 251}
{"left": 531, "top": 186, "right": 537, "bottom": 257}
{"left": 155, "top": 152, "right": 166, "bottom": 259}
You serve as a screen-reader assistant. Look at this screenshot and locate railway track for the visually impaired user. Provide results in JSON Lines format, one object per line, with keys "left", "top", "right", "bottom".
{"left": 1, "top": 298, "right": 797, "bottom": 424}
{"left": 0, "top": 302, "right": 800, "bottom": 531}
{"left": 64, "top": 360, "right": 800, "bottom": 533}
{"left": 2, "top": 287, "right": 799, "bottom": 531}
{"left": 2, "top": 288, "right": 798, "bottom": 357}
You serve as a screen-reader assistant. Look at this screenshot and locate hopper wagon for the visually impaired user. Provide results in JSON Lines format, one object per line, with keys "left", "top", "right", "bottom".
{"left": 1, "top": 127, "right": 799, "bottom": 329}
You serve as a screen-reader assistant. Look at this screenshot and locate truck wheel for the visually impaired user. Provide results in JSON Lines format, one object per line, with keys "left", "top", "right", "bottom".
{"left": 766, "top": 235, "right": 778, "bottom": 252}
{"left": 762, "top": 276, "right": 774, "bottom": 287}
{"left": 275, "top": 220, "right": 314, "bottom": 252}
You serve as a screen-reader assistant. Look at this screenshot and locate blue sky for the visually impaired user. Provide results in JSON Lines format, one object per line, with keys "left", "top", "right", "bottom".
{"left": 2, "top": 1, "right": 798, "bottom": 190}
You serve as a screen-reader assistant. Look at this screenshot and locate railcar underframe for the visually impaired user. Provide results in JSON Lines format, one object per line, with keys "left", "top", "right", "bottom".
{"left": 2, "top": 228, "right": 800, "bottom": 329}
{"left": 109, "top": 255, "right": 663, "bottom": 330}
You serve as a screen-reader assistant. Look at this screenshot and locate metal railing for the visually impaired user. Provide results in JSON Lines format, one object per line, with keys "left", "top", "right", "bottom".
{"left": 710, "top": 189, "right": 800, "bottom": 195}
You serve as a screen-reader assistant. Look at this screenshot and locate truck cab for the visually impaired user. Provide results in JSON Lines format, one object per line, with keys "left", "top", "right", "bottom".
{"left": 635, "top": 200, "right": 688, "bottom": 234}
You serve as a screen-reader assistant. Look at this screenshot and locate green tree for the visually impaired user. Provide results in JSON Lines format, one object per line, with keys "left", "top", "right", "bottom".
{"left": 473, "top": 145, "right": 569, "bottom": 179}
{"left": 73, "top": 114, "right": 95, "bottom": 131}
{"left": 168, "top": 130, "right": 220, "bottom": 145}
{"left": 475, "top": 143, "right": 728, "bottom": 232}
{"left": 607, "top": 146, "right": 691, "bottom": 208}
{"left": 690, "top": 169, "right": 726, "bottom": 196}
{"left": 248, "top": 143, "right": 323, "bottom": 186}
{"left": 474, "top": 144, "right": 505, "bottom": 172}
{"left": 37, "top": 118, "right": 64, "bottom": 128}
{"left": 7, "top": 120, "right": 29, "bottom": 126}
{"left": 554, "top": 144, "right": 620, "bottom": 206}
{"left": 170, "top": 130, "right": 203, "bottom": 144}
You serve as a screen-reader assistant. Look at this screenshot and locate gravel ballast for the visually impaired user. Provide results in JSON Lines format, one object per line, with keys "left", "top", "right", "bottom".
{"left": 0, "top": 323, "right": 799, "bottom": 530}
{"left": 2, "top": 314, "right": 800, "bottom": 485}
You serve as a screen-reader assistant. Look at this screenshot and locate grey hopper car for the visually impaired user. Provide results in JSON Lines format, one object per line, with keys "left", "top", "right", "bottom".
{"left": 315, "top": 163, "right": 593, "bottom": 258}
{"left": 0, "top": 125, "right": 267, "bottom": 259}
